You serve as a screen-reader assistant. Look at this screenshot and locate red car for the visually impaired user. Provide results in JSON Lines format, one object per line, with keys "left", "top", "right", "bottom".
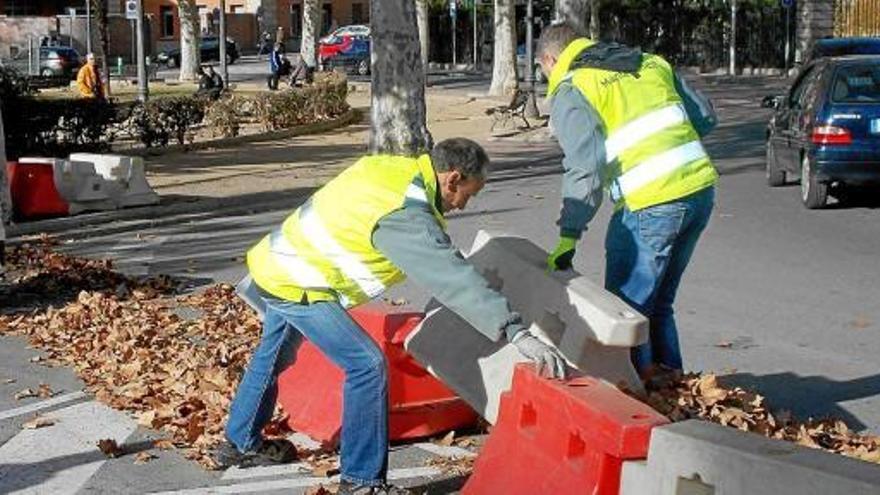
{"left": 319, "top": 35, "right": 355, "bottom": 66}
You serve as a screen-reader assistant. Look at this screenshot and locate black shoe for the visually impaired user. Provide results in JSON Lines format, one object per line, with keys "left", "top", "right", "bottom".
{"left": 338, "top": 480, "right": 411, "bottom": 495}
{"left": 213, "top": 438, "right": 297, "bottom": 469}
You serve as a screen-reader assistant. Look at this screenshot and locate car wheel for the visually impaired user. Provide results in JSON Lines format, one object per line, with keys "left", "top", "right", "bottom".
{"left": 226, "top": 53, "right": 234, "bottom": 65}
{"left": 40, "top": 68, "right": 53, "bottom": 78}
{"left": 357, "top": 59, "right": 370, "bottom": 76}
{"left": 800, "top": 154, "right": 828, "bottom": 209}
{"left": 534, "top": 65, "right": 545, "bottom": 84}
{"left": 765, "top": 140, "right": 786, "bottom": 187}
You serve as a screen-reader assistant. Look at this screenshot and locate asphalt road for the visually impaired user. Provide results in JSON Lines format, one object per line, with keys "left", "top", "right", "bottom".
{"left": 2, "top": 74, "right": 880, "bottom": 493}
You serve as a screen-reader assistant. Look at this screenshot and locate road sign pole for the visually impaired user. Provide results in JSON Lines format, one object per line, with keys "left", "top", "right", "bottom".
{"left": 219, "top": 0, "right": 228, "bottom": 85}
{"left": 784, "top": 4, "right": 791, "bottom": 72}
{"left": 451, "top": 1, "right": 457, "bottom": 67}
{"left": 524, "top": 0, "right": 538, "bottom": 118}
{"left": 472, "top": 0, "right": 477, "bottom": 68}
{"left": 729, "top": 0, "right": 737, "bottom": 76}
{"left": 135, "top": 0, "right": 148, "bottom": 102}
{"left": 85, "top": 0, "right": 92, "bottom": 54}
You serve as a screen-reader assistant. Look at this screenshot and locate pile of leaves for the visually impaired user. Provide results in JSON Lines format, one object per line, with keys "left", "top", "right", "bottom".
{"left": 639, "top": 372, "right": 880, "bottom": 464}
{"left": 0, "top": 242, "right": 287, "bottom": 468}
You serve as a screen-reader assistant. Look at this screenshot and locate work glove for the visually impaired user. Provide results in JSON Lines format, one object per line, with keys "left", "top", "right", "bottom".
{"left": 547, "top": 236, "right": 578, "bottom": 271}
{"left": 511, "top": 329, "right": 567, "bottom": 379}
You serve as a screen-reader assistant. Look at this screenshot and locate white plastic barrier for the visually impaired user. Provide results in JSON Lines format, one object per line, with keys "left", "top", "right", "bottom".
{"left": 404, "top": 230, "right": 648, "bottom": 423}
{"left": 620, "top": 420, "right": 880, "bottom": 495}
{"left": 69, "top": 153, "right": 159, "bottom": 208}
{"left": 19, "top": 157, "right": 116, "bottom": 214}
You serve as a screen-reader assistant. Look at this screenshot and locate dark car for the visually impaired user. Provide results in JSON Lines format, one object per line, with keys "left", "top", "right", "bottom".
{"left": 323, "top": 36, "right": 370, "bottom": 76}
{"left": 4, "top": 46, "right": 80, "bottom": 79}
{"left": 156, "top": 36, "right": 239, "bottom": 68}
{"left": 762, "top": 55, "right": 880, "bottom": 208}
{"left": 809, "top": 37, "right": 880, "bottom": 60}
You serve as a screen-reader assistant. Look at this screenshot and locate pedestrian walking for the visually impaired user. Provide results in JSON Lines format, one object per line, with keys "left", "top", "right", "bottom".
{"left": 215, "top": 138, "right": 566, "bottom": 494}
{"left": 538, "top": 23, "right": 719, "bottom": 382}
{"left": 267, "top": 43, "right": 290, "bottom": 90}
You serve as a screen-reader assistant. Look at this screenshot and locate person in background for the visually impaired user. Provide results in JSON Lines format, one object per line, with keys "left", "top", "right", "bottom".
{"left": 196, "top": 65, "right": 225, "bottom": 100}
{"left": 76, "top": 53, "right": 104, "bottom": 100}
{"left": 267, "top": 42, "right": 290, "bottom": 90}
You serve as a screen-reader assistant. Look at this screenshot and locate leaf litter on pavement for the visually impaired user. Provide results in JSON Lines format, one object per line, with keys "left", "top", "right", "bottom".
{"left": 1, "top": 240, "right": 879, "bottom": 470}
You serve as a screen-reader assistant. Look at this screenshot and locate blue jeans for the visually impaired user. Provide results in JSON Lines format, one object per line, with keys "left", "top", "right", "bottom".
{"left": 605, "top": 187, "right": 715, "bottom": 374}
{"left": 225, "top": 296, "right": 389, "bottom": 486}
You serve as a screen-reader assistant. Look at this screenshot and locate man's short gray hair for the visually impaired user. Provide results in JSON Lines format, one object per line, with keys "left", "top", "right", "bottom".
{"left": 537, "top": 23, "right": 581, "bottom": 61}
{"left": 430, "top": 138, "right": 489, "bottom": 179}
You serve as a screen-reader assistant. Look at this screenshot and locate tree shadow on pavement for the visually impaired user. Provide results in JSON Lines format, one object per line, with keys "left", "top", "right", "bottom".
{"left": 720, "top": 371, "right": 880, "bottom": 432}
{"left": 407, "top": 474, "right": 468, "bottom": 494}
{"left": 0, "top": 439, "right": 155, "bottom": 494}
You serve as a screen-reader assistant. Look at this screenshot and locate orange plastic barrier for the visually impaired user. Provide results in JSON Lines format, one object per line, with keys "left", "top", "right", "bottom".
{"left": 276, "top": 303, "right": 478, "bottom": 447}
{"left": 463, "top": 364, "right": 669, "bottom": 495}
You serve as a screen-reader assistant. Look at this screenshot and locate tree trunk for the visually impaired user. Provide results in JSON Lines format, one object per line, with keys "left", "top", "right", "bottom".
{"left": 301, "top": 0, "right": 321, "bottom": 67}
{"left": 178, "top": 0, "right": 201, "bottom": 81}
{"left": 416, "top": 0, "right": 429, "bottom": 72}
{"left": 489, "top": 0, "right": 517, "bottom": 97}
{"left": 555, "top": 0, "right": 588, "bottom": 35}
{"left": 0, "top": 103, "right": 10, "bottom": 228}
{"left": 589, "top": 0, "right": 600, "bottom": 39}
{"left": 369, "top": 0, "right": 432, "bottom": 155}
{"left": 92, "top": 0, "right": 111, "bottom": 96}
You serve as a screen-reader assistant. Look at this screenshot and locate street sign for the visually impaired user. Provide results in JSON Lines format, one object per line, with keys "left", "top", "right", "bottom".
{"left": 450, "top": 0, "right": 457, "bottom": 19}
{"left": 125, "top": 0, "right": 138, "bottom": 20}
{"left": 781, "top": 0, "right": 793, "bottom": 8}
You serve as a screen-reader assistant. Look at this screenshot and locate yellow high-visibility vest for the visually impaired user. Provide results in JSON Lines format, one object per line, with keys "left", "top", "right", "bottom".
{"left": 246, "top": 154, "right": 445, "bottom": 307}
{"left": 548, "top": 38, "right": 717, "bottom": 211}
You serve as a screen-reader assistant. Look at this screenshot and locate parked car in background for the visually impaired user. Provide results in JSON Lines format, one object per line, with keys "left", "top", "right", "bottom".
{"left": 4, "top": 46, "right": 80, "bottom": 79}
{"left": 319, "top": 25, "right": 370, "bottom": 44}
{"left": 762, "top": 55, "right": 880, "bottom": 208}
{"left": 809, "top": 37, "right": 880, "bottom": 61}
{"left": 156, "top": 36, "right": 239, "bottom": 68}
{"left": 516, "top": 43, "right": 545, "bottom": 83}
{"left": 323, "top": 36, "right": 370, "bottom": 76}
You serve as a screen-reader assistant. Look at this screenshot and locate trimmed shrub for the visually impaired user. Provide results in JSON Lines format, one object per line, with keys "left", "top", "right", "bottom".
{"left": 129, "top": 96, "right": 207, "bottom": 147}
{"left": 204, "top": 94, "right": 242, "bottom": 138}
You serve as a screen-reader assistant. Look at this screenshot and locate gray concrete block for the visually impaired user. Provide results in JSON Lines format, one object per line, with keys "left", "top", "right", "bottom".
{"left": 621, "top": 420, "right": 880, "bottom": 495}
{"left": 404, "top": 230, "right": 648, "bottom": 423}
{"left": 19, "top": 157, "right": 116, "bottom": 214}
{"left": 70, "top": 153, "right": 159, "bottom": 208}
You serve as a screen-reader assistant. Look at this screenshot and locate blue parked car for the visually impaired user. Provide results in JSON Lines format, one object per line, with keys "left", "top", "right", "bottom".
{"left": 762, "top": 55, "right": 880, "bottom": 208}
{"left": 809, "top": 37, "right": 880, "bottom": 60}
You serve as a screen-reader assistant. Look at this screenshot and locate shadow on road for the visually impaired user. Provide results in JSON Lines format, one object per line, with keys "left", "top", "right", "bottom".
{"left": 721, "top": 371, "right": 880, "bottom": 431}
{"left": 0, "top": 440, "right": 155, "bottom": 494}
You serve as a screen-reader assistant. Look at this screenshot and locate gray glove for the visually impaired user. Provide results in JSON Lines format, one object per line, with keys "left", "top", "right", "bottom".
{"left": 511, "top": 329, "right": 567, "bottom": 379}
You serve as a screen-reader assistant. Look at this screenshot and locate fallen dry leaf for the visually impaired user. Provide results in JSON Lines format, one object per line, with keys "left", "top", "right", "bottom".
{"left": 436, "top": 430, "right": 456, "bottom": 447}
{"left": 134, "top": 451, "right": 157, "bottom": 464}
{"left": 425, "top": 455, "right": 475, "bottom": 476}
{"left": 14, "top": 388, "right": 37, "bottom": 400}
{"left": 715, "top": 340, "right": 733, "bottom": 348}
{"left": 22, "top": 416, "right": 56, "bottom": 429}
{"left": 3, "top": 378, "right": 15, "bottom": 384}
{"left": 97, "top": 439, "right": 123, "bottom": 458}
{"left": 305, "top": 486, "right": 337, "bottom": 495}
{"left": 37, "top": 383, "right": 54, "bottom": 398}
{"left": 153, "top": 438, "right": 176, "bottom": 450}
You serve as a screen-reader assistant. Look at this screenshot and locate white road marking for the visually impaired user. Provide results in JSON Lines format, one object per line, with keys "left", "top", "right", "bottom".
{"left": 412, "top": 442, "right": 477, "bottom": 458}
{"left": 0, "top": 401, "right": 136, "bottom": 495}
{"left": 222, "top": 462, "right": 312, "bottom": 481}
{"left": 153, "top": 466, "right": 443, "bottom": 494}
{"left": 0, "top": 391, "right": 87, "bottom": 421}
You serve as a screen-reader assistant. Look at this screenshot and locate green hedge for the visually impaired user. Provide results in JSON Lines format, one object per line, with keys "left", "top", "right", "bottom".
{"left": 2, "top": 69, "right": 350, "bottom": 157}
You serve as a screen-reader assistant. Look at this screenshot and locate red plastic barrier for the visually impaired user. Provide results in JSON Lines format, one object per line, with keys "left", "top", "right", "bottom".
{"left": 463, "top": 364, "right": 669, "bottom": 495}
{"left": 276, "top": 302, "right": 479, "bottom": 447}
{"left": 6, "top": 161, "right": 69, "bottom": 219}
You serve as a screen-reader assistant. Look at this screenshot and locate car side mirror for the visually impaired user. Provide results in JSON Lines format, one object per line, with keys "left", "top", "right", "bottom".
{"left": 760, "top": 95, "right": 782, "bottom": 109}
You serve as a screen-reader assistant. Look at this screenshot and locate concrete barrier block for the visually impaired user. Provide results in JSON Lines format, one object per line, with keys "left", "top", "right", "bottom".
{"left": 621, "top": 420, "right": 880, "bottom": 495}
{"left": 405, "top": 230, "right": 648, "bottom": 423}
{"left": 69, "top": 153, "right": 159, "bottom": 207}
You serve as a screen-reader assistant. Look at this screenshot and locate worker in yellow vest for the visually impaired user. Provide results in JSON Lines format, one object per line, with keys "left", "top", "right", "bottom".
{"left": 215, "top": 138, "right": 566, "bottom": 494}
{"left": 537, "top": 24, "right": 719, "bottom": 383}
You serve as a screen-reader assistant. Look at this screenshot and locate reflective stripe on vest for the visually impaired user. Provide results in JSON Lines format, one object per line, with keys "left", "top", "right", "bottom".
{"left": 613, "top": 140, "right": 708, "bottom": 199}
{"left": 268, "top": 229, "right": 330, "bottom": 288}
{"left": 297, "top": 202, "right": 387, "bottom": 298}
{"left": 605, "top": 103, "right": 688, "bottom": 164}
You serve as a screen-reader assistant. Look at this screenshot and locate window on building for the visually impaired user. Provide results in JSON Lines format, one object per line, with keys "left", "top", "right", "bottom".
{"left": 351, "top": 3, "right": 364, "bottom": 24}
{"left": 290, "top": 5, "right": 302, "bottom": 38}
{"left": 322, "top": 4, "right": 332, "bottom": 34}
{"left": 3, "top": 0, "right": 37, "bottom": 16}
{"left": 160, "top": 6, "right": 175, "bottom": 38}
{"left": 231, "top": 5, "right": 244, "bottom": 14}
